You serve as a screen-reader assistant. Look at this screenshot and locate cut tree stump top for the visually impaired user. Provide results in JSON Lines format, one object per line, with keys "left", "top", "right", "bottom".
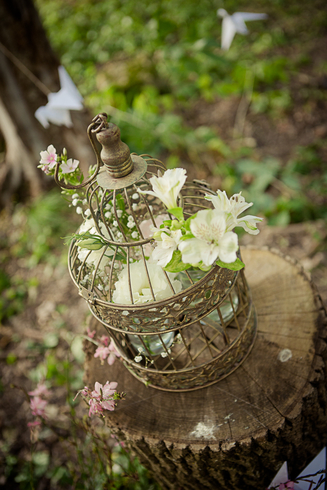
{"left": 84, "top": 248, "right": 327, "bottom": 488}
{"left": 85, "top": 247, "right": 326, "bottom": 447}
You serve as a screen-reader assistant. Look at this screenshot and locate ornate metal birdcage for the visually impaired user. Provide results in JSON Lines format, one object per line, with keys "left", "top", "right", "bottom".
{"left": 57, "top": 113, "right": 257, "bottom": 392}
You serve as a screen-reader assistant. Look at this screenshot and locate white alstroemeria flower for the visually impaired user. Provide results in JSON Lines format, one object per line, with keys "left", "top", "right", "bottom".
{"left": 152, "top": 229, "right": 182, "bottom": 267}
{"left": 206, "top": 190, "right": 263, "bottom": 235}
{"left": 138, "top": 168, "right": 187, "bottom": 210}
{"left": 112, "top": 261, "right": 182, "bottom": 304}
{"left": 178, "top": 209, "right": 238, "bottom": 265}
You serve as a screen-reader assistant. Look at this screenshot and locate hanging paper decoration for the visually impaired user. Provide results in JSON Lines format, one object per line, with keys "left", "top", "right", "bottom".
{"left": 217, "top": 9, "right": 267, "bottom": 51}
{"left": 35, "top": 66, "right": 83, "bottom": 128}
{"left": 268, "top": 447, "right": 326, "bottom": 490}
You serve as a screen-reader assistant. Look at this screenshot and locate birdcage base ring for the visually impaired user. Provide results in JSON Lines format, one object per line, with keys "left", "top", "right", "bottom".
{"left": 121, "top": 304, "right": 257, "bottom": 392}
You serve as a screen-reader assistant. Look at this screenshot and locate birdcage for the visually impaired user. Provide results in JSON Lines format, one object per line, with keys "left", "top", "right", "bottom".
{"left": 57, "top": 113, "right": 257, "bottom": 392}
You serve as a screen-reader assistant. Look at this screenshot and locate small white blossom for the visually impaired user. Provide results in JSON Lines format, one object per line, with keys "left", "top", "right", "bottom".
{"left": 134, "top": 355, "right": 143, "bottom": 363}
{"left": 132, "top": 231, "right": 138, "bottom": 239}
{"left": 85, "top": 209, "right": 91, "bottom": 217}
{"left": 72, "top": 193, "right": 79, "bottom": 199}
{"left": 61, "top": 158, "right": 79, "bottom": 174}
{"left": 76, "top": 207, "right": 83, "bottom": 215}
{"left": 127, "top": 221, "right": 135, "bottom": 229}
{"left": 105, "top": 211, "right": 112, "bottom": 219}
{"left": 113, "top": 221, "right": 118, "bottom": 227}
{"left": 132, "top": 193, "right": 139, "bottom": 200}
{"left": 116, "top": 209, "right": 123, "bottom": 218}
{"left": 72, "top": 199, "right": 79, "bottom": 206}
{"left": 132, "top": 203, "right": 138, "bottom": 211}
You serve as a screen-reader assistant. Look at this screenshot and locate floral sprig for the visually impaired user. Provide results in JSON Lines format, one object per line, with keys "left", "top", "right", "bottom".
{"left": 39, "top": 145, "right": 83, "bottom": 187}
{"left": 76, "top": 381, "right": 125, "bottom": 418}
{"left": 139, "top": 168, "right": 263, "bottom": 272}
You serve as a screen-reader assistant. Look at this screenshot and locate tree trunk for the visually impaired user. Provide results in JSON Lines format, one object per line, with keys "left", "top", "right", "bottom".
{"left": 84, "top": 248, "right": 327, "bottom": 490}
{"left": 0, "top": 0, "right": 94, "bottom": 207}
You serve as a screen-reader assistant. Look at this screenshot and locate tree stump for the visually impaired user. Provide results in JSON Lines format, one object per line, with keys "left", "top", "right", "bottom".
{"left": 84, "top": 248, "right": 327, "bottom": 490}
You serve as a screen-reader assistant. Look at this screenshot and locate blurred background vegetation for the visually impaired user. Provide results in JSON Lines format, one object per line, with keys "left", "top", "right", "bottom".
{"left": 1, "top": 0, "right": 327, "bottom": 488}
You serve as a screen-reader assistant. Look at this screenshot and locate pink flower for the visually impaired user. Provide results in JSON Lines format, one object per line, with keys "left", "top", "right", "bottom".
{"left": 27, "top": 420, "right": 41, "bottom": 428}
{"left": 28, "top": 383, "right": 50, "bottom": 398}
{"left": 101, "top": 399, "right": 115, "bottom": 411}
{"left": 94, "top": 345, "right": 110, "bottom": 362}
{"left": 279, "top": 482, "right": 294, "bottom": 490}
{"left": 100, "top": 335, "right": 110, "bottom": 347}
{"left": 88, "top": 398, "right": 103, "bottom": 417}
{"left": 87, "top": 328, "right": 96, "bottom": 339}
{"left": 108, "top": 339, "right": 121, "bottom": 365}
{"left": 30, "top": 396, "right": 48, "bottom": 418}
{"left": 61, "top": 158, "right": 79, "bottom": 174}
{"left": 102, "top": 381, "right": 118, "bottom": 397}
{"left": 39, "top": 145, "right": 57, "bottom": 169}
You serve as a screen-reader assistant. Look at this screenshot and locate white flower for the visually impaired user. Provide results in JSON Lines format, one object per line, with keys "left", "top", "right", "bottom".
{"left": 76, "top": 207, "right": 83, "bottom": 215}
{"left": 131, "top": 231, "right": 138, "bottom": 239}
{"left": 178, "top": 209, "right": 238, "bottom": 265}
{"left": 132, "top": 193, "right": 139, "bottom": 200}
{"left": 134, "top": 355, "right": 142, "bottom": 363}
{"left": 139, "top": 168, "right": 187, "bottom": 210}
{"left": 112, "top": 261, "right": 182, "bottom": 304}
{"left": 152, "top": 229, "right": 182, "bottom": 267}
{"left": 206, "top": 190, "right": 263, "bottom": 235}
{"left": 61, "top": 158, "right": 79, "bottom": 174}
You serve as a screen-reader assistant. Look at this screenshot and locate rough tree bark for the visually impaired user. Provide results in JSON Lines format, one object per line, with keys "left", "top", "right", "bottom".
{"left": 0, "top": 0, "right": 95, "bottom": 207}
{"left": 84, "top": 248, "right": 327, "bottom": 490}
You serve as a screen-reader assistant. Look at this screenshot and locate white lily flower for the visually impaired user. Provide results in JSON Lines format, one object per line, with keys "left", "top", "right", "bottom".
{"left": 206, "top": 190, "right": 263, "bottom": 235}
{"left": 178, "top": 209, "right": 238, "bottom": 265}
{"left": 112, "top": 261, "right": 182, "bottom": 304}
{"left": 139, "top": 168, "right": 187, "bottom": 210}
{"left": 152, "top": 229, "right": 182, "bottom": 267}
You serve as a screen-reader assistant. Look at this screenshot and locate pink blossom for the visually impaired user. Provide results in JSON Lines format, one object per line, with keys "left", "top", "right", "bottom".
{"left": 27, "top": 420, "right": 41, "bottom": 428}
{"left": 108, "top": 339, "right": 121, "bottom": 365}
{"left": 279, "top": 483, "right": 294, "bottom": 490}
{"left": 100, "top": 335, "right": 110, "bottom": 347}
{"left": 101, "top": 399, "right": 115, "bottom": 411}
{"left": 30, "top": 396, "right": 48, "bottom": 418}
{"left": 28, "top": 383, "right": 50, "bottom": 398}
{"left": 61, "top": 158, "right": 79, "bottom": 174}
{"left": 102, "top": 381, "right": 118, "bottom": 397}
{"left": 88, "top": 398, "right": 103, "bottom": 417}
{"left": 94, "top": 345, "right": 110, "bottom": 362}
{"left": 87, "top": 328, "right": 96, "bottom": 339}
{"left": 39, "top": 145, "right": 57, "bottom": 168}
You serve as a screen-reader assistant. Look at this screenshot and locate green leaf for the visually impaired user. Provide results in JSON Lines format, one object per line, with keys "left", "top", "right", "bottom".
{"left": 216, "top": 258, "right": 245, "bottom": 271}
{"left": 163, "top": 250, "right": 192, "bottom": 273}
{"left": 77, "top": 238, "right": 104, "bottom": 250}
{"left": 167, "top": 207, "right": 184, "bottom": 221}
